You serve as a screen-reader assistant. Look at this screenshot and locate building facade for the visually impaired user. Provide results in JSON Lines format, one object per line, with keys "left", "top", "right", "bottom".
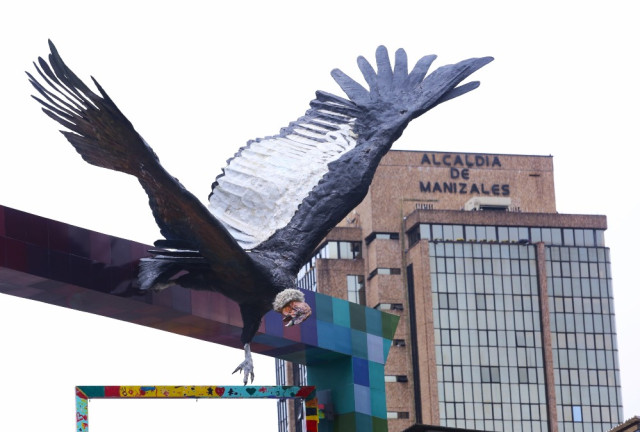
{"left": 281, "top": 150, "right": 623, "bottom": 432}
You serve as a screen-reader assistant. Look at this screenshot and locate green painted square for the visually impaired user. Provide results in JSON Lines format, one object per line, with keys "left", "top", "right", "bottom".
{"left": 349, "top": 302, "right": 367, "bottom": 332}
{"left": 332, "top": 383, "right": 356, "bottom": 414}
{"left": 315, "top": 293, "right": 334, "bottom": 322}
{"left": 332, "top": 298, "right": 351, "bottom": 327}
{"left": 372, "top": 415, "right": 389, "bottom": 432}
{"left": 368, "top": 361, "right": 385, "bottom": 390}
{"left": 365, "top": 307, "right": 383, "bottom": 336}
{"left": 370, "top": 387, "right": 387, "bottom": 418}
{"left": 355, "top": 412, "right": 373, "bottom": 432}
{"left": 381, "top": 311, "right": 399, "bottom": 340}
{"left": 307, "top": 357, "right": 355, "bottom": 415}
{"left": 333, "top": 412, "right": 356, "bottom": 432}
{"left": 307, "top": 356, "right": 353, "bottom": 390}
{"left": 351, "top": 329, "right": 368, "bottom": 359}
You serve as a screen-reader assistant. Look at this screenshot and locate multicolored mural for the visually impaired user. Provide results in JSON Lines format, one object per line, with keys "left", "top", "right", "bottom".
{"left": 75, "top": 385, "right": 318, "bottom": 431}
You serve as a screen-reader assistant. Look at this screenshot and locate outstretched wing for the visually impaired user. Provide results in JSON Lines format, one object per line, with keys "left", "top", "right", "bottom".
{"left": 27, "top": 40, "right": 257, "bottom": 283}
{"left": 208, "top": 90, "right": 361, "bottom": 250}
{"left": 210, "top": 46, "right": 493, "bottom": 271}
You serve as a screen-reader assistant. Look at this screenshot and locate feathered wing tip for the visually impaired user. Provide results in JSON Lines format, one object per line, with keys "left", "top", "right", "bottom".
{"left": 26, "top": 40, "right": 155, "bottom": 177}
{"left": 330, "top": 45, "right": 493, "bottom": 112}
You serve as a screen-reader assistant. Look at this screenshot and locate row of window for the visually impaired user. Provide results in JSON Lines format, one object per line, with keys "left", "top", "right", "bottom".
{"left": 437, "top": 345, "right": 544, "bottom": 369}
{"left": 432, "top": 255, "right": 538, "bottom": 276}
{"left": 552, "top": 347, "right": 618, "bottom": 374}
{"left": 439, "top": 382, "right": 547, "bottom": 408}
{"left": 409, "top": 224, "right": 605, "bottom": 247}
{"left": 556, "top": 368, "right": 619, "bottom": 388}
{"left": 435, "top": 309, "right": 541, "bottom": 333}
{"left": 557, "top": 404, "right": 622, "bottom": 424}
{"left": 546, "top": 245, "right": 609, "bottom": 264}
{"left": 555, "top": 383, "right": 620, "bottom": 407}
{"left": 437, "top": 329, "right": 541, "bottom": 348}
{"left": 550, "top": 311, "right": 616, "bottom": 334}
{"left": 433, "top": 274, "right": 540, "bottom": 297}
{"left": 436, "top": 292, "right": 541, "bottom": 313}
{"left": 316, "top": 240, "right": 362, "bottom": 259}
{"left": 551, "top": 296, "right": 614, "bottom": 315}
{"left": 442, "top": 401, "right": 548, "bottom": 422}
{"left": 554, "top": 332, "right": 616, "bottom": 351}
{"left": 548, "top": 276, "right": 613, "bottom": 301}
{"left": 296, "top": 240, "right": 364, "bottom": 289}
{"left": 431, "top": 241, "right": 536, "bottom": 260}
{"left": 438, "top": 365, "right": 542, "bottom": 384}
{"left": 548, "top": 260, "right": 609, "bottom": 279}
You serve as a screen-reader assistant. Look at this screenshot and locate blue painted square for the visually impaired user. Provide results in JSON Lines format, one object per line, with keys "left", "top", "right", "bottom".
{"left": 300, "top": 313, "right": 318, "bottom": 346}
{"left": 332, "top": 298, "right": 351, "bottom": 327}
{"left": 303, "top": 289, "right": 316, "bottom": 311}
{"left": 351, "top": 329, "right": 368, "bottom": 359}
{"left": 382, "top": 337, "right": 392, "bottom": 360}
{"left": 316, "top": 320, "right": 336, "bottom": 351}
{"left": 367, "top": 333, "right": 384, "bottom": 364}
{"left": 334, "top": 324, "right": 352, "bottom": 355}
{"left": 365, "top": 307, "right": 383, "bottom": 336}
{"left": 264, "top": 310, "right": 284, "bottom": 338}
{"left": 353, "top": 384, "right": 371, "bottom": 416}
{"left": 352, "top": 357, "right": 369, "bottom": 387}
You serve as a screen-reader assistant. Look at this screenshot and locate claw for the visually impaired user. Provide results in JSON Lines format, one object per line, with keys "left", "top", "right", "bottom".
{"left": 232, "top": 343, "right": 254, "bottom": 385}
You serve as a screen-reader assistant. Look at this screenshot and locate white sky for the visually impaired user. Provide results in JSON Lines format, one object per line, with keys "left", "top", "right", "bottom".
{"left": 1, "top": 1, "right": 639, "bottom": 430}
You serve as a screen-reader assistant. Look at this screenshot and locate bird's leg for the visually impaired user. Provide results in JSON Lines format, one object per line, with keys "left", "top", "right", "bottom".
{"left": 232, "top": 343, "right": 254, "bottom": 385}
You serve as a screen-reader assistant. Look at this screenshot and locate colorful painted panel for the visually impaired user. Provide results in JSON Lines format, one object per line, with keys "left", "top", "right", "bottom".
{"left": 1, "top": 205, "right": 399, "bottom": 432}
{"left": 75, "top": 385, "right": 318, "bottom": 432}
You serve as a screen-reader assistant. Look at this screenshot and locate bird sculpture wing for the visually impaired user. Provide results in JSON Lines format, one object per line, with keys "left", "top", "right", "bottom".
{"left": 210, "top": 46, "right": 493, "bottom": 271}
{"left": 28, "top": 42, "right": 492, "bottom": 292}
{"left": 27, "top": 41, "right": 260, "bottom": 289}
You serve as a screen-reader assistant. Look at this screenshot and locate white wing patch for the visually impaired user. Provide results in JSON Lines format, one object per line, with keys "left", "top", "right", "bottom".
{"left": 208, "top": 113, "right": 358, "bottom": 250}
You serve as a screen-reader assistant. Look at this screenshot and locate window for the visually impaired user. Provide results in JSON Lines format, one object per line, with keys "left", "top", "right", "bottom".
{"left": 365, "top": 232, "right": 399, "bottom": 245}
{"left": 347, "top": 275, "right": 365, "bottom": 305}
{"left": 387, "top": 412, "right": 410, "bottom": 419}
{"left": 572, "top": 405, "right": 583, "bottom": 422}
{"left": 480, "top": 366, "right": 500, "bottom": 383}
{"left": 518, "top": 367, "right": 537, "bottom": 384}
{"left": 384, "top": 375, "right": 408, "bottom": 382}
{"left": 375, "top": 303, "right": 404, "bottom": 311}
{"left": 317, "top": 241, "right": 362, "bottom": 259}
{"left": 368, "top": 267, "right": 401, "bottom": 279}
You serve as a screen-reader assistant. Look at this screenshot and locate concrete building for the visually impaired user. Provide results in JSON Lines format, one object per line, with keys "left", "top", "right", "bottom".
{"left": 282, "top": 150, "right": 623, "bottom": 432}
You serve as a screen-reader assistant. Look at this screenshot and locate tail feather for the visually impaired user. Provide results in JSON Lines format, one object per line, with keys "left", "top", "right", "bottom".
{"left": 139, "top": 247, "right": 209, "bottom": 291}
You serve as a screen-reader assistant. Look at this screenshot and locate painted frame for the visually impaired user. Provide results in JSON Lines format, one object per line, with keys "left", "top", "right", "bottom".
{"left": 75, "top": 385, "right": 318, "bottom": 432}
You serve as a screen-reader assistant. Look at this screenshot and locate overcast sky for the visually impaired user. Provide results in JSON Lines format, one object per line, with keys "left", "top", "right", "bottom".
{"left": 1, "top": 1, "right": 639, "bottom": 430}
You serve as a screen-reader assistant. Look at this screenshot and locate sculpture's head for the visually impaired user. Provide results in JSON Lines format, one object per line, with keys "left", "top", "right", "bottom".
{"left": 273, "top": 288, "right": 312, "bottom": 327}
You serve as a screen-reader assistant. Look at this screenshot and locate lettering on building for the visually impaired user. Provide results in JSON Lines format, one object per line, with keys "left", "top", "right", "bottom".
{"left": 419, "top": 153, "right": 510, "bottom": 196}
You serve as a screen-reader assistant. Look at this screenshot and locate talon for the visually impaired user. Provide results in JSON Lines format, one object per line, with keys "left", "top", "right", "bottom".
{"left": 232, "top": 343, "right": 255, "bottom": 385}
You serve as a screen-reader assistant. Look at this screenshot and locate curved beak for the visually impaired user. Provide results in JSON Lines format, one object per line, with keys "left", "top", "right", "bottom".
{"left": 281, "top": 301, "right": 312, "bottom": 327}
